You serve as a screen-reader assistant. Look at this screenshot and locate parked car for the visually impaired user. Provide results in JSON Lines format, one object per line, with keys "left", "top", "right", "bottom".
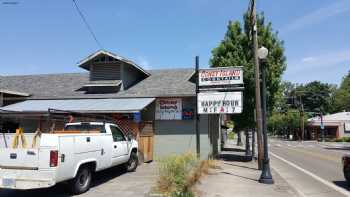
{"left": 342, "top": 154, "right": 350, "bottom": 183}
{"left": 0, "top": 122, "right": 138, "bottom": 194}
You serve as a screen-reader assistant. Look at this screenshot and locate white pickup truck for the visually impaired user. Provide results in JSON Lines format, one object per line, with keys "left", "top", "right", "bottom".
{"left": 0, "top": 122, "right": 139, "bottom": 194}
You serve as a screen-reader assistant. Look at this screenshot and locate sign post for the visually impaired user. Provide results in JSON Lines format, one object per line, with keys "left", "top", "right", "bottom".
{"left": 195, "top": 56, "right": 200, "bottom": 158}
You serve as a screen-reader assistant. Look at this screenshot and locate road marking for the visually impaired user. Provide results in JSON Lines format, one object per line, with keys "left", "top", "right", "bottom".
{"left": 270, "top": 152, "right": 350, "bottom": 197}
{"left": 270, "top": 165, "right": 307, "bottom": 197}
{"left": 274, "top": 144, "right": 340, "bottom": 162}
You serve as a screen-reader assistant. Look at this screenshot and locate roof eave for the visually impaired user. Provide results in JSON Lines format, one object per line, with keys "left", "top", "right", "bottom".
{"left": 77, "top": 50, "right": 151, "bottom": 76}
{"left": 0, "top": 89, "right": 31, "bottom": 97}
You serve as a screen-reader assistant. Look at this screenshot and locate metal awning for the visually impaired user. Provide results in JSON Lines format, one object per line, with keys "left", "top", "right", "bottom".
{"left": 0, "top": 98, "right": 155, "bottom": 113}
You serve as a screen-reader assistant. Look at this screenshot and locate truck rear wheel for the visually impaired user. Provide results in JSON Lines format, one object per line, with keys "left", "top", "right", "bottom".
{"left": 126, "top": 151, "right": 138, "bottom": 172}
{"left": 344, "top": 166, "right": 350, "bottom": 184}
{"left": 70, "top": 166, "right": 92, "bottom": 194}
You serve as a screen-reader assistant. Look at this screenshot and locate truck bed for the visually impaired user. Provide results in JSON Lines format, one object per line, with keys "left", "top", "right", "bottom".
{"left": 0, "top": 133, "right": 38, "bottom": 149}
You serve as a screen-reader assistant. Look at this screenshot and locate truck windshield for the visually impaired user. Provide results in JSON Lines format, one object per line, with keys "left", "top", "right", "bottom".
{"left": 64, "top": 124, "right": 106, "bottom": 133}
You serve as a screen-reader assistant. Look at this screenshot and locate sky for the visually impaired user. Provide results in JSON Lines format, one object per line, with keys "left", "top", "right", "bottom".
{"left": 0, "top": 0, "right": 349, "bottom": 85}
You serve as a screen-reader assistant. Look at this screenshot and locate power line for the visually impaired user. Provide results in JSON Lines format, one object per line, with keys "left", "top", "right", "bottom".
{"left": 72, "top": 0, "right": 103, "bottom": 49}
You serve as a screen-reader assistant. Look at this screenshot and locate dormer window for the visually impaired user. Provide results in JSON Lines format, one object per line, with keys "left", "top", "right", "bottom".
{"left": 77, "top": 50, "right": 150, "bottom": 94}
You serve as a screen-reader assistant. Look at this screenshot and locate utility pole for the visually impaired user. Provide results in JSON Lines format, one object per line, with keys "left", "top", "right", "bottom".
{"left": 195, "top": 56, "right": 200, "bottom": 158}
{"left": 250, "top": 0, "right": 263, "bottom": 169}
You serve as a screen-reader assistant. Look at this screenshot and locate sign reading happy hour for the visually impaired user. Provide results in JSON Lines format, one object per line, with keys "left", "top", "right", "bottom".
{"left": 197, "top": 92, "right": 242, "bottom": 114}
{"left": 199, "top": 67, "right": 243, "bottom": 86}
{"left": 155, "top": 98, "right": 182, "bottom": 120}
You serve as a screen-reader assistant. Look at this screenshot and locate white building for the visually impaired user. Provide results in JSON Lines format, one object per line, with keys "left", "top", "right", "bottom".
{"left": 308, "top": 112, "right": 350, "bottom": 139}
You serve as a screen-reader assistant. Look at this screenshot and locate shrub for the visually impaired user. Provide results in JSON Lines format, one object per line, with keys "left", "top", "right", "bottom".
{"left": 155, "top": 153, "right": 217, "bottom": 197}
{"left": 333, "top": 137, "right": 350, "bottom": 142}
{"left": 335, "top": 138, "right": 343, "bottom": 142}
{"left": 228, "top": 132, "right": 235, "bottom": 140}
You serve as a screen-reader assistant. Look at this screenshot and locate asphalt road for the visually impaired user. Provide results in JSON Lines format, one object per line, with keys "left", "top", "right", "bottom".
{"left": 269, "top": 139, "right": 350, "bottom": 197}
{"left": 0, "top": 163, "right": 157, "bottom": 197}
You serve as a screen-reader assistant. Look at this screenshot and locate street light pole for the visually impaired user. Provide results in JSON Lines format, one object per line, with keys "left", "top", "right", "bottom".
{"left": 258, "top": 47, "right": 274, "bottom": 184}
{"left": 195, "top": 56, "right": 200, "bottom": 158}
{"left": 320, "top": 113, "right": 325, "bottom": 142}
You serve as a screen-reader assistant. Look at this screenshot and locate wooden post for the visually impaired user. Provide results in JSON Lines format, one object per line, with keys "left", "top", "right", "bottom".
{"left": 251, "top": 0, "right": 263, "bottom": 169}
{"left": 0, "top": 92, "right": 3, "bottom": 107}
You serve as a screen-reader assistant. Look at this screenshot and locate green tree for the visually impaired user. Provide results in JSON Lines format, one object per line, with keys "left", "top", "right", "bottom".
{"left": 294, "top": 81, "right": 336, "bottom": 114}
{"left": 273, "top": 81, "right": 296, "bottom": 113}
{"left": 334, "top": 71, "right": 350, "bottom": 112}
{"left": 210, "top": 12, "right": 286, "bottom": 129}
{"left": 268, "top": 110, "right": 308, "bottom": 140}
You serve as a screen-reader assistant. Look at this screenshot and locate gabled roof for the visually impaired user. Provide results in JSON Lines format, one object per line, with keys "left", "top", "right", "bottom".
{"left": 118, "top": 68, "right": 195, "bottom": 98}
{"left": 0, "top": 73, "right": 90, "bottom": 99}
{"left": 0, "top": 68, "right": 195, "bottom": 99}
{"left": 77, "top": 50, "right": 150, "bottom": 76}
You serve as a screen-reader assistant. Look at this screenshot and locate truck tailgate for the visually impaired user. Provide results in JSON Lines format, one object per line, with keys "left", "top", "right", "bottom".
{"left": 0, "top": 148, "right": 39, "bottom": 169}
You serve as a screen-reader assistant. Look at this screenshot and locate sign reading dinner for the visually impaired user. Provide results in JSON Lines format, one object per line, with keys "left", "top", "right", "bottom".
{"left": 198, "top": 92, "right": 242, "bottom": 114}
{"left": 199, "top": 67, "right": 243, "bottom": 86}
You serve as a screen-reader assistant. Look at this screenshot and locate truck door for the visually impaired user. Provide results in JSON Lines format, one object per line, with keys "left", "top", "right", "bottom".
{"left": 110, "top": 126, "right": 128, "bottom": 165}
{"left": 57, "top": 136, "right": 75, "bottom": 182}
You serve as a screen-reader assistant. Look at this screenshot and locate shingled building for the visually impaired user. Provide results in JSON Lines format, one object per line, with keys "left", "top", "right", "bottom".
{"left": 0, "top": 50, "right": 217, "bottom": 160}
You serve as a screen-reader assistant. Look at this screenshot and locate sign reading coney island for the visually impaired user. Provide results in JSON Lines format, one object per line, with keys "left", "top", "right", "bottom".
{"left": 199, "top": 67, "right": 243, "bottom": 86}
{"left": 197, "top": 92, "right": 242, "bottom": 114}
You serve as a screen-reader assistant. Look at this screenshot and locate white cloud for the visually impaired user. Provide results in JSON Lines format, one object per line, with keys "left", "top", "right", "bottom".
{"left": 284, "top": 50, "right": 350, "bottom": 84}
{"left": 301, "top": 57, "right": 316, "bottom": 63}
{"left": 282, "top": 0, "right": 350, "bottom": 33}
{"left": 288, "top": 50, "right": 350, "bottom": 74}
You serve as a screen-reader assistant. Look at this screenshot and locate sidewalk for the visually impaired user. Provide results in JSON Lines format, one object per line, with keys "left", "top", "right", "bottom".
{"left": 195, "top": 138, "right": 299, "bottom": 197}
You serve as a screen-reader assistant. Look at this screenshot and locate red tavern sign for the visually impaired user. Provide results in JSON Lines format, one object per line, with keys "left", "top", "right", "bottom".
{"left": 199, "top": 67, "right": 243, "bottom": 86}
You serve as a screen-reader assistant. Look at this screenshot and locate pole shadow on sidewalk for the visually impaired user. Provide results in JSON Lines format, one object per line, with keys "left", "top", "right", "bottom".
{"left": 219, "top": 152, "right": 253, "bottom": 162}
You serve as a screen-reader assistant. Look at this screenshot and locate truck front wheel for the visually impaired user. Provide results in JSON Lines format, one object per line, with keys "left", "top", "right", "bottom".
{"left": 126, "top": 151, "right": 138, "bottom": 172}
{"left": 70, "top": 166, "right": 92, "bottom": 194}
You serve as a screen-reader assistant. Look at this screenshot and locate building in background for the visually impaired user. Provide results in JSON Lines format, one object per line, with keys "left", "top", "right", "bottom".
{"left": 308, "top": 112, "right": 350, "bottom": 139}
{"left": 0, "top": 50, "right": 220, "bottom": 160}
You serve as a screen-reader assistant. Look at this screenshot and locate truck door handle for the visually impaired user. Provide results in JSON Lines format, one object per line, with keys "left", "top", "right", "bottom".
{"left": 10, "top": 153, "right": 17, "bottom": 159}
{"left": 114, "top": 145, "right": 117, "bottom": 149}
{"left": 61, "top": 154, "right": 65, "bottom": 162}
{"left": 86, "top": 137, "right": 91, "bottom": 142}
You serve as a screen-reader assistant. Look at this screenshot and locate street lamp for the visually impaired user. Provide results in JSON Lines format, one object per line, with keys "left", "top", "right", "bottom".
{"left": 258, "top": 46, "right": 274, "bottom": 184}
